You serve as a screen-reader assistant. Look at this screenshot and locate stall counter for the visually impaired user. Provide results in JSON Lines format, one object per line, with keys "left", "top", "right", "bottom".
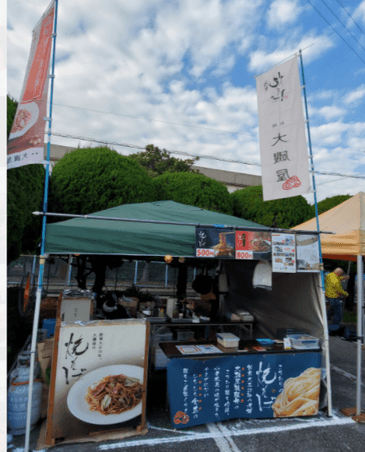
{"left": 161, "top": 340, "right": 322, "bottom": 428}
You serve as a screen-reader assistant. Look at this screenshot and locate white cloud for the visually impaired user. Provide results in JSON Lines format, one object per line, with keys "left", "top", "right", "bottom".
{"left": 248, "top": 32, "right": 333, "bottom": 73}
{"left": 6, "top": 0, "right": 365, "bottom": 204}
{"left": 266, "top": 0, "right": 301, "bottom": 30}
{"left": 353, "top": 1, "right": 365, "bottom": 24}
{"left": 312, "top": 106, "right": 346, "bottom": 121}
{"left": 344, "top": 84, "right": 365, "bottom": 104}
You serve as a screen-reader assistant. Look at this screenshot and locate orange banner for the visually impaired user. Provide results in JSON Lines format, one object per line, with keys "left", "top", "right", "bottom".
{"left": 7, "top": 1, "right": 55, "bottom": 169}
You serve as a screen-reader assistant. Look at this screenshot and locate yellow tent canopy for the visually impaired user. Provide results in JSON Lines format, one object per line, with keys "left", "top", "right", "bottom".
{"left": 292, "top": 192, "right": 365, "bottom": 262}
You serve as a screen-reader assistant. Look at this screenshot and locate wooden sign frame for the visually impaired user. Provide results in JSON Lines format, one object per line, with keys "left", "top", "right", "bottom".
{"left": 45, "top": 317, "right": 150, "bottom": 446}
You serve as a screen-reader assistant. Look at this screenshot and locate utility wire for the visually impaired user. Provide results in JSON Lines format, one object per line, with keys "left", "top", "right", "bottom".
{"left": 52, "top": 102, "right": 254, "bottom": 138}
{"left": 334, "top": 0, "right": 365, "bottom": 36}
{"left": 50, "top": 131, "right": 261, "bottom": 166}
{"left": 318, "top": 0, "right": 365, "bottom": 53}
{"left": 306, "top": 0, "right": 365, "bottom": 65}
{"left": 51, "top": 131, "right": 365, "bottom": 179}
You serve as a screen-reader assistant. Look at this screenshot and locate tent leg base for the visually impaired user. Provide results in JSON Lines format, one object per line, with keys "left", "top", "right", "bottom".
{"left": 341, "top": 407, "right": 365, "bottom": 423}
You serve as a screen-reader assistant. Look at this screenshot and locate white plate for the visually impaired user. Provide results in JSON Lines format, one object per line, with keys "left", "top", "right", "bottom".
{"left": 9, "top": 102, "right": 39, "bottom": 140}
{"left": 67, "top": 364, "right": 144, "bottom": 425}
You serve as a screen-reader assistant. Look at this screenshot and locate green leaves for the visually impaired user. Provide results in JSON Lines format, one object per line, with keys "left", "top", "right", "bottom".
{"left": 7, "top": 96, "right": 45, "bottom": 262}
{"left": 317, "top": 195, "right": 351, "bottom": 215}
{"left": 231, "top": 185, "right": 313, "bottom": 229}
{"left": 154, "top": 172, "right": 233, "bottom": 215}
{"left": 7, "top": 165, "right": 45, "bottom": 262}
{"left": 48, "top": 147, "right": 157, "bottom": 215}
{"left": 129, "top": 144, "right": 199, "bottom": 178}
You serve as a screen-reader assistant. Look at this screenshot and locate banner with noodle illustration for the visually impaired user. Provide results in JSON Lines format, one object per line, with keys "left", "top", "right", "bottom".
{"left": 167, "top": 351, "right": 321, "bottom": 428}
{"left": 7, "top": 1, "right": 55, "bottom": 169}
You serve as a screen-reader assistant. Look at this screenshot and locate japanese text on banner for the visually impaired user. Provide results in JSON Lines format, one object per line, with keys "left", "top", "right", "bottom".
{"left": 256, "top": 56, "right": 311, "bottom": 201}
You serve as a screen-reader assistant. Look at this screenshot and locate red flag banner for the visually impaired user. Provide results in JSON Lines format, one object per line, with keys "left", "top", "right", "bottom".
{"left": 7, "top": 1, "right": 55, "bottom": 169}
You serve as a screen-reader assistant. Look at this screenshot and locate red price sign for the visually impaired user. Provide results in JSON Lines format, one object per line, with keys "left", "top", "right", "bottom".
{"left": 236, "top": 250, "right": 253, "bottom": 260}
{"left": 196, "top": 248, "right": 215, "bottom": 258}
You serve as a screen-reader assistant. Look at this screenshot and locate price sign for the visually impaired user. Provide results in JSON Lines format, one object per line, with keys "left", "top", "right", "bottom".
{"left": 196, "top": 248, "right": 215, "bottom": 258}
{"left": 195, "top": 227, "right": 235, "bottom": 259}
{"left": 236, "top": 250, "right": 253, "bottom": 260}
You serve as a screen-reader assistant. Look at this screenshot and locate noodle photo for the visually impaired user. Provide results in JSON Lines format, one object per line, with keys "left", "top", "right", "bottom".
{"left": 85, "top": 374, "right": 143, "bottom": 415}
{"left": 272, "top": 367, "right": 321, "bottom": 417}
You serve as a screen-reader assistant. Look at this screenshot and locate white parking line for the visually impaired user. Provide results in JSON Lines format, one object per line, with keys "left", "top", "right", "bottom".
{"left": 331, "top": 365, "right": 365, "bottom": 387}
{"left": 98, "top": 414, "right": 355, "bottom": 450}
{"left": 206, "top": 422, "right": 241, "bottom": 452}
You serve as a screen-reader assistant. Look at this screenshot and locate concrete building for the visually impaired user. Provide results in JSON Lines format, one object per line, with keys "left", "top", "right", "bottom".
{"left": 44, "top": 144, "right": 261, "bottom": 192}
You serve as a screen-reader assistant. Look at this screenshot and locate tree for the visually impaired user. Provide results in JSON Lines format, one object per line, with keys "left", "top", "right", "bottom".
{"left": 154, "top": 172, "right": 233, "bottom": 215}
{"left": 7, "top": 95, "right": 18, "bottom": 138}
{"left": 7, "top": 95, "right": 45, "bottom": 263}
{"left": 48, "top": 146, "right": 158, "bottom": 292}
{"left": 129, "top": 144, "right": 199, "bottom": 178}
{"left": 49, "top": 146, "right": 157, "bottom": 215}
{"left": 317, "top": 194, "right": 351, "bottom": 215}
{"left": 231, "top": 185, "right": 313, "bottom": 228}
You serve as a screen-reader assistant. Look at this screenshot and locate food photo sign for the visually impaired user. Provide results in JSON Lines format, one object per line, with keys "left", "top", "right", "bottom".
{"left": 235, "top": 230, "right": 272, "bottom": 260}
{"left": 46, "top": 319, "right": 148, "bottom": 443}
{"left": 195, "top": 228, "right": 235, "bottom": 259}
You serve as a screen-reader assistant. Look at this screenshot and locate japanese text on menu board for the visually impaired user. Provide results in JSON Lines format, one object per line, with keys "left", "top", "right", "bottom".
{"left": 271, "top": 233, "right": 296, "bottom": 273}
{"left": 167, "top": 353, "right": 321, "bottom": 428}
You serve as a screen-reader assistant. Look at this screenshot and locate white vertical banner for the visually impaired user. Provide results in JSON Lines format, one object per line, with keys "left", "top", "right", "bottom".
{"left": 256, "top": 56, "right": 311, "bottom": 201}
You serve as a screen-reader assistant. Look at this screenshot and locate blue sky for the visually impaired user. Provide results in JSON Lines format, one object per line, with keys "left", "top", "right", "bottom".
{"left": 6, "top": 0, "right": 365, "bottom": 202}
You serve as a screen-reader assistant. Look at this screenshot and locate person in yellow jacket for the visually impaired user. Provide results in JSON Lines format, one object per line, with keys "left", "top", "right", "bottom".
{"left": 325, "top": 268, "right": 349, "bottom": 332}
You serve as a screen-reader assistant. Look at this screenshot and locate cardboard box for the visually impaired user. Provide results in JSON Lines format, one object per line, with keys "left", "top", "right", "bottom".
{"left": 118, "top": 297, "right": 139, "bottom": 316}
{"left": 60, "top": 297, "right": 93, "bottom": 322}
{"left": 37, "top": 337, "right": 54, "bottom": 382}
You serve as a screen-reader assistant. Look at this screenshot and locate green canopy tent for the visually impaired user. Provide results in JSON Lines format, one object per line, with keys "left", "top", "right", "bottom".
{"left": 44, "top": 200, "right": 267, "bottom": 256}
{"left": 40, "top": 200, "right": 332, "bottom": 416}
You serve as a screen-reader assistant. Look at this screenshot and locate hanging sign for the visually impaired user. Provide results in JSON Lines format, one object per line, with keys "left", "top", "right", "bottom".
{"left": 256, "top": 56, "right": 311, "bottom": 201}
{"left": 167, "top": 352, "right": 321, "bottom": 428}
{"left": 235, "top": 230, "right": 272, "bottom": 260}
{"left": 296, "top": 235, "right": 320, "bottom": 272}
{"left": 195, "top": 228, "right": 235, "bottom": 259}
{"left": 7, "top": 1, "right": 55, "bottom": 169}
{"left": 272, "top": 233, "right": 296, "bottom": 272}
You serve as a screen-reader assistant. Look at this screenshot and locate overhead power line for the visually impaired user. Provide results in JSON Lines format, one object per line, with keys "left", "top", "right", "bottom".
{"left": 52, "top": 102, "right": 254, "bottom": 138}
{"left": 306, "top": 0, "right": 365, "bottom": 66}
{"left": 334, "top": 0, "right": 365, "bottom": 36}
{"left": 318, "top": 0, "right": 365, "bottom": 53}
{"left": 51, "top": 131, "right": 365, "bottom": 179}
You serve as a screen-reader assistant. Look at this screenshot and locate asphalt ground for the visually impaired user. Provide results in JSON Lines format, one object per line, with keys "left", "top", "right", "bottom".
{"left": 7, "top": 335, "right": 365, "bottom": 452}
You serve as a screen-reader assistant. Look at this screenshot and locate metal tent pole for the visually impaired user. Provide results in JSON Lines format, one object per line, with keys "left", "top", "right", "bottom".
{"left": 24, "top": 1, "right": 58, "bottom": 451}
{"left": 356, "top": 255, "right": 363, "bottom": 415}
{"left": 299, "top": 49, "right": 332, "bottom": 417}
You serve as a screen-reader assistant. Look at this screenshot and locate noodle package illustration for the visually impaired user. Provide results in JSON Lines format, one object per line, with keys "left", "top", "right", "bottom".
{"left": 167, "top": 352, "right": 322, "bottom": 428}
{"left": 272, "top": 367, "right": 321, "bottom": 417}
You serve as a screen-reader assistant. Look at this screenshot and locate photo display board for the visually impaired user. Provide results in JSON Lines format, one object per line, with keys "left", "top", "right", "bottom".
{"left": 195, "top": 228, "right": 319, "bottom": 274}
{"left": 235, "top": 230, "right": 272, "bottom": 260}
{"left": 271, "top": 233, "right": 296, "bottom": 273}
{"left": 167, "top": 352, "right": 321, "bottom": 428}
{"left": 296, "top": 235, "right": 320, "bottom": 272}
{"left": 195, "top": 228, "right": 235, "bottom": 259}
{"left": 46, "top": 319, "right": 148, "bottom": 442}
